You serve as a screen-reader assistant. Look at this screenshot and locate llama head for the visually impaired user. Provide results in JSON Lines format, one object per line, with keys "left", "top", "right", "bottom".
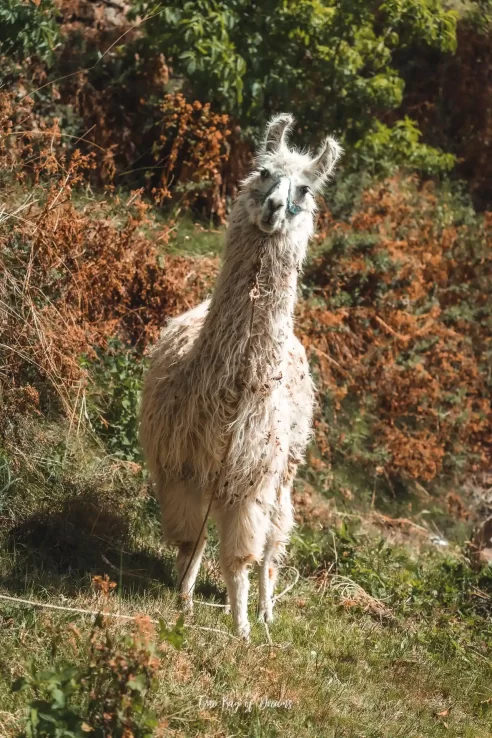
{"left": 242, "top": 113, "right": 342, "bottom": 237}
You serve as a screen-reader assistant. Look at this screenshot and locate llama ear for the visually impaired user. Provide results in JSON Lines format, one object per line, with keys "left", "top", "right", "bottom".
{"left": 308, "top": 136, "right": 343, "bottom": 187}
{"left": 261, "top": 113, "right": 294, "bottom": 154}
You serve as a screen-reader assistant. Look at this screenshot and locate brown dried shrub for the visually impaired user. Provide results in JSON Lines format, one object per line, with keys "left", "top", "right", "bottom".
{"left": 300, "top": 176, "right": 491, "bottom": 484}
{"left": 0, "top": 105, "right": 218, "bottom": 415}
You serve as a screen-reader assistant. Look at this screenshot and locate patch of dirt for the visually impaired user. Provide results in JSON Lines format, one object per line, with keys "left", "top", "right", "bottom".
{"left": 293, "top": 478, "right": 474, "bottom": 555}
{"left": 293, "top": 481, "right": 336, "bottom": 529}
{"left": 465, "top": 473, "right": 492, "bottom": 566}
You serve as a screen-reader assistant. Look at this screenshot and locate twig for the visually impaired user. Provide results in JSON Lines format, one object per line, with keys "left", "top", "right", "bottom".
{"left": 0, "top": 592, "right": 241, "bottom": 641}
{"left": 414, "top": 480, "right": 431, "bottom": 498}
{"left": 374, "top": 315, "right": 408, "bottom": 341}
{"left": 272, "top": 566, "right": 300, "bottom": 603}
{"left": 262, "top": 619, "right": 273, "bottom": 646}
{"left": 331, "top": 530, "right": 339, "bottom": 571}
{"left": 0, "top": 195, "right": 39, "bottom": 225}
{"left": 311, "top": 345, "right": 347, "bottom": 374}
{"left": 372, "top": 512, "right": 429, "bottom": 534}
{"left": 47, "top": 170, "right": 72, "bottom": 212}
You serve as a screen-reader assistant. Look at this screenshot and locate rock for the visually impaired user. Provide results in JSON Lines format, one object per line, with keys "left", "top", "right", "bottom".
{"left": 470, "top": 515, "right": 492, "bottom": 568}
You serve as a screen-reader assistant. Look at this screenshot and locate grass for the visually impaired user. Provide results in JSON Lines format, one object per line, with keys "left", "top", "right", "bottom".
{"left": 69, "top": 185, "right": 224, "bottom": 256}
{"left": 1, "top": 181, "right": 491, "bottom": 736}
{"left": 1, "top": 421, "right": 492, "bottom": 737}
{"left": 168, "top": 217, "right": 224, "bottom": 256}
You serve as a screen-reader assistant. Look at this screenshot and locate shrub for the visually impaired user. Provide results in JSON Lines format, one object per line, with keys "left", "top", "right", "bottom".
{"left": 300, "top": 176, "right": 491, "bottom": 488}
{"left": 87, "top": 340, "right": 145, "bottom": 462}
{"left": 354, "top": 117, "right": 456, "bottom": 177}
{"left": 149, "top": 93, "right": 232, "bottom": 220}
{"left": 0, "top": 124, "right": 218, "bottom": 417}
{"left": 13, "top": 613, "right": 185, "bottom": 738}
{"left": 0, "top": 0, "right": 60, "bottom": 64}
{"left": 131, "top": 0, "right": 457, "bottom": 174}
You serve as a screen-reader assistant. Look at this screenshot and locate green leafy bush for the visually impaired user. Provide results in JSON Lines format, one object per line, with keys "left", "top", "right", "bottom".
{"left": 354, "top": 117, "right": 456, "bottom": 175}
{"left": 131, "top": 0, "right": 457, "bottom": 173}
{"left": 0, "top": 0, "right": 60, "bottom": 63}
{"left": 466, "top": 0, "right": 492, "bottom": 33}
{"left": 86, "top": 340, "right": 145, "bottom": 462}
{"left": 13, "top": 613, "right": 184, "bottom": 738}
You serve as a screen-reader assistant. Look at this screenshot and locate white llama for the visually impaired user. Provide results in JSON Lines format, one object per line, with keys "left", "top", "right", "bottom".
{"left": 139, "top": 114, "right": 342, "bottom": 638}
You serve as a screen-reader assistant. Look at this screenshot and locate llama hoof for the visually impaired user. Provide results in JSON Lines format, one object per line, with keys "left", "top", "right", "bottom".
{"left": 258, "top": 607, "right": 273, "bottom": 624}
{"left": 237, "top": 622, "right": 251, "bottom": 641}
{"left": 180, "top": 595, "right": 194, "bottom": 614}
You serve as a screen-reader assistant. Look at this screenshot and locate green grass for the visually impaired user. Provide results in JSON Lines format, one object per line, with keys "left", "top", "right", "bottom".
{"left": 68, "top": 183, "right": 224, "bottom": 257}
{"left": 2, "top": 556, "right": 492, "bottom": 737}
{"left": 1, "top": 421, "right": 492, "bottom": 737}
{"left": 167, "top": 217, "right": 224, "bottom": 256}
{"left": 1, "top": 195, "right": 489, "bottom": 734}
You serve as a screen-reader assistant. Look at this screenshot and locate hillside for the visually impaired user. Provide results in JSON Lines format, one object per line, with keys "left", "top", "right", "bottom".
{"left": 1, "top": 0, "right": 492, "bottom": 735}
{"left": 1, "top": 169, "right": 491, "bottom": 736}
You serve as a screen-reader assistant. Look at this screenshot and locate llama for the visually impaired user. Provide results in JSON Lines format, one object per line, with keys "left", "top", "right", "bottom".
{"left": 139, "top": 114, "right": 342, "bottom": 638}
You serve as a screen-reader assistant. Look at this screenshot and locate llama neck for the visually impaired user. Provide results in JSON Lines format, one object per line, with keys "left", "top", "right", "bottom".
{"left": 195, "top": 209, "right": 307, "bottom": 386}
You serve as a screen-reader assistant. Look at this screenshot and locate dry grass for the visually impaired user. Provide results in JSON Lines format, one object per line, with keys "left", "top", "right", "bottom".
{"left": 1, "top": 426, "right": 491, "bottom": 737}
{"left": 1, "top": 65, "right": 491, "bottom": 738}
{"left": 330, "top": 575, "right": 394, "bottom": 619}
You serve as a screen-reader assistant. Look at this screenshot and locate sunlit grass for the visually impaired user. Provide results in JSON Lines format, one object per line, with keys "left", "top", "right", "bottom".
{"left": 1, "top": 425, "right": 492, "bottom": 737}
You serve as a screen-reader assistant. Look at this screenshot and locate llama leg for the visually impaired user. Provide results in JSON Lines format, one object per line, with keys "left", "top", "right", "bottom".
{"left": 157, "top": 480, "right": 209, "bottom": 613}
{"left": 258, "top": 551, "right": 274, "bottom": 624}
{"left": 217, "top": 496, "right": 270, "bottom": 639}
{"left": 176, "top": 533, "right": 207, "bottom": 612}
{"left": 224, "top": 591, "right": 231, "bottom": 615}
{"left": 222, "top": 556, "right": 251, "bottom": 640}
{"left": 258, "top": 479, "right": 295, "bottom": 623}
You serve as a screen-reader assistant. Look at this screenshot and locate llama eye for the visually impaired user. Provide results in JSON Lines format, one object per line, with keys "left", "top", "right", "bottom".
{"left": 299, "top": 185, "right": 311, "bottom": 196}
{"left": 260, "top": 168, "right": 270, "bottom": 180}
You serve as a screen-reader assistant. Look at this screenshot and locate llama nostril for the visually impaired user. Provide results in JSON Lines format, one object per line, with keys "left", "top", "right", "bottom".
{"left": 268, "top": 198, "right": 283, "bottom": 214}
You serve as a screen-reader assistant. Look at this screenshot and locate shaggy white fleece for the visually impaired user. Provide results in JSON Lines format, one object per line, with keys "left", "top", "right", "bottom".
{"left": 139, "top": 113, "right": 342, "bottom": 638}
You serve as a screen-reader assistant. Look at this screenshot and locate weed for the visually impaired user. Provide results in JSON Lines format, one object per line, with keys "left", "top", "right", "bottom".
{"left": 13, "top": 613, "right": 184, "bottom": 738}
{"left": 86, "top": 340, "right": 145, "bottom": 462}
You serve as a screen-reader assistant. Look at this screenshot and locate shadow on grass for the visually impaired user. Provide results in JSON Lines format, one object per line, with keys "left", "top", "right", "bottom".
{"left": 2, "top": 487, "right": 223, "bottom": 604}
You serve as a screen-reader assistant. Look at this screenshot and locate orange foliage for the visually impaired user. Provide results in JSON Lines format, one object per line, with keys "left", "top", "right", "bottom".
{"left": 301, "top": 176, "right": 491, "bottom": 483}
{"left": 0, "top": 119, "right": 218, "bottom": 413}
{"left": 152, "top": 94, "right": 231, "bottom": 221}
{"left": 1, "top": 48, "right": 234, "bottom": 219}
